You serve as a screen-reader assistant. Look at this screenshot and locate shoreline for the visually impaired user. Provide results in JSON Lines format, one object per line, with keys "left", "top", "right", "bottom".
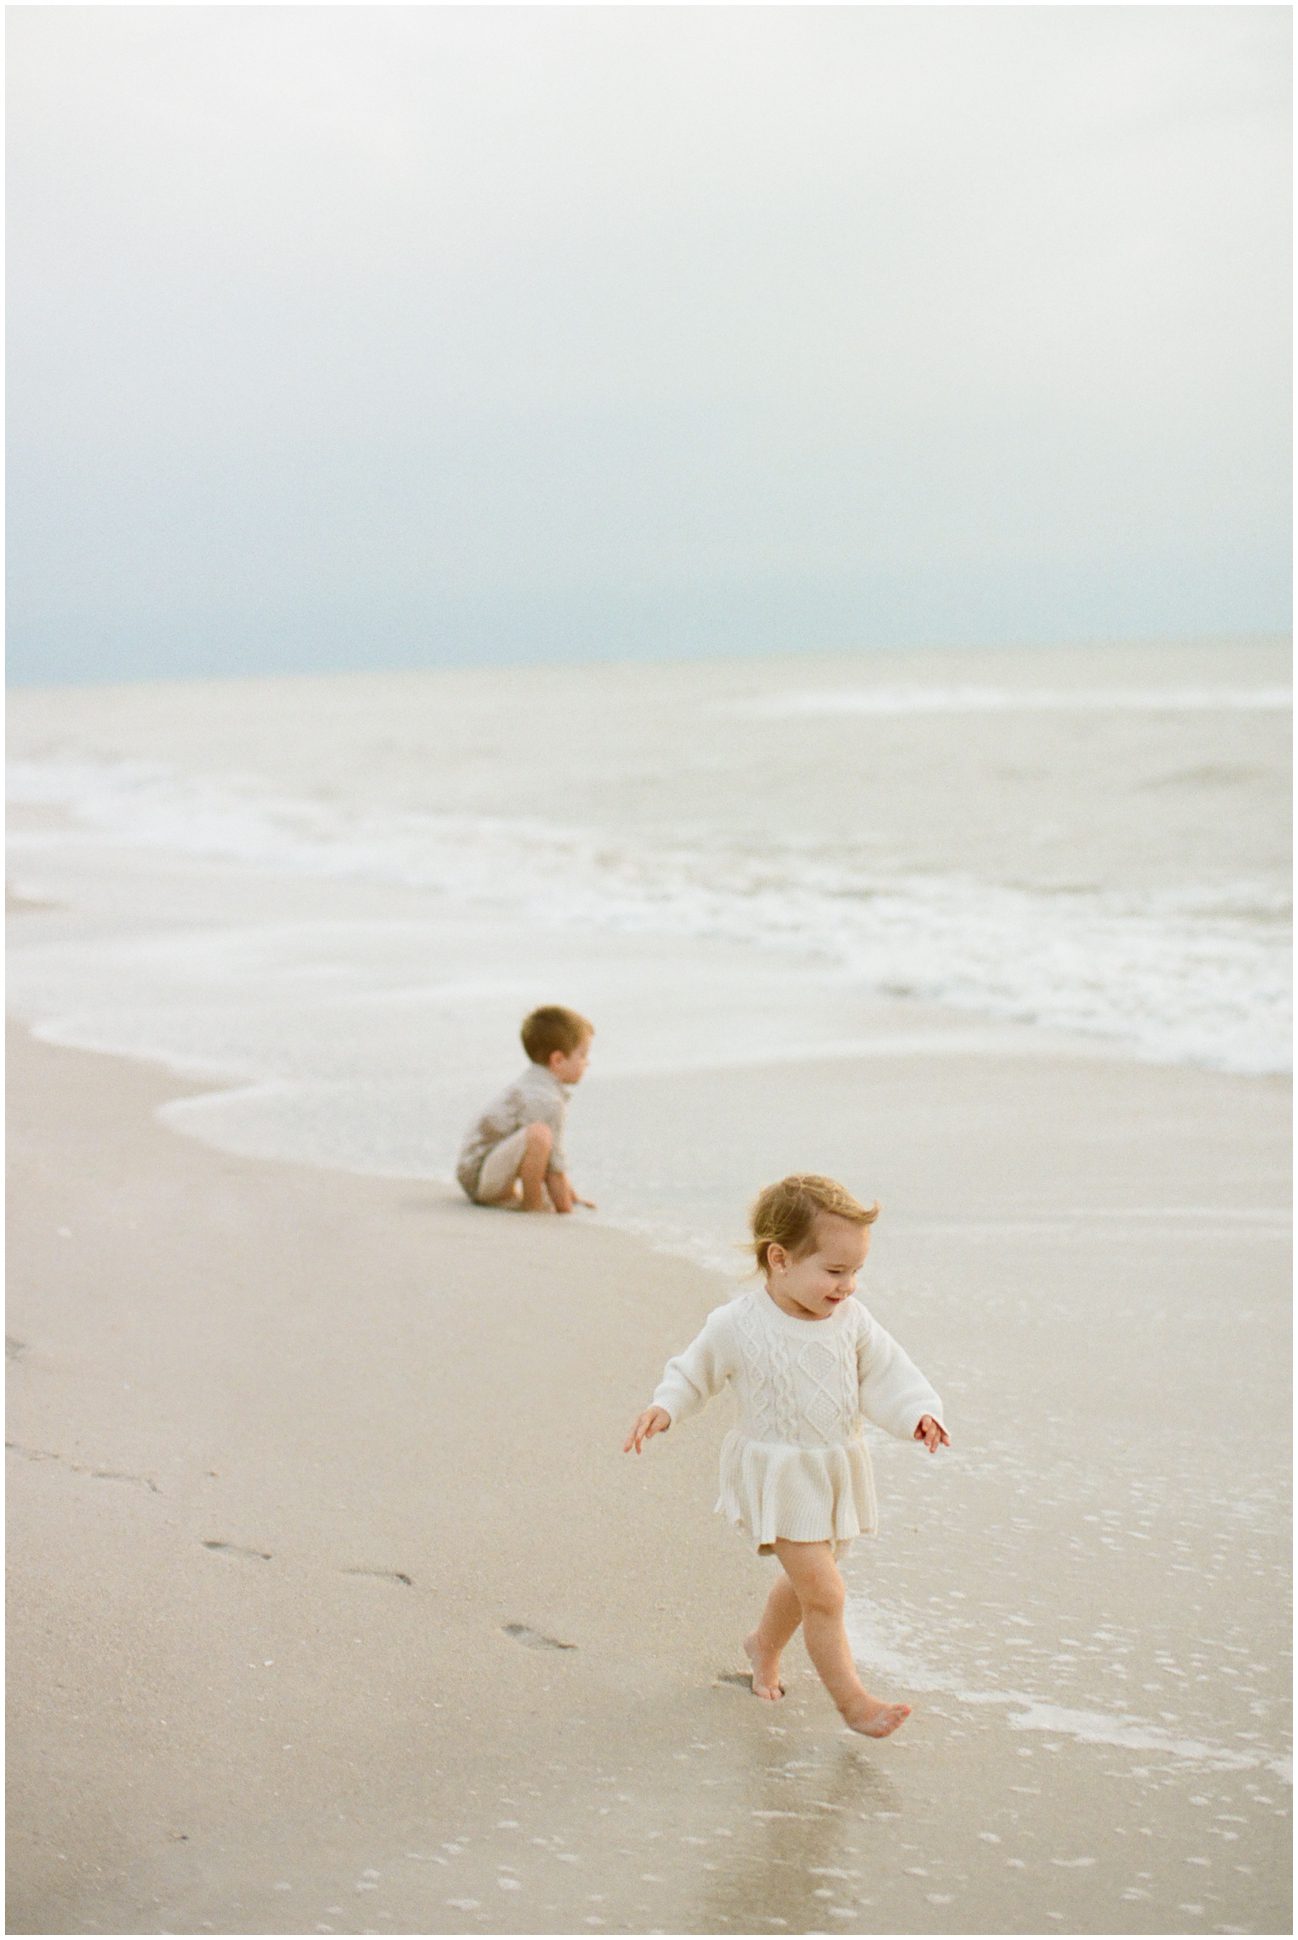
{"left": 7, "top": 880, "right": 1288, "bottom": 1275}
{"left": 7, "top": 1011, "right": 1291, "bottom": 1934}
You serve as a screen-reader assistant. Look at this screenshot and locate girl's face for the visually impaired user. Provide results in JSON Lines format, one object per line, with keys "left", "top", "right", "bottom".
{"left": 765, "top": 1213, "right": 871, "bottom": 1320}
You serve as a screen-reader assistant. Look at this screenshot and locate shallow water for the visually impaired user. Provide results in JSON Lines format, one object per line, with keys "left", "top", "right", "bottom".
{"left": 8, "top": 636, "right": 1291, "bottom": 1084}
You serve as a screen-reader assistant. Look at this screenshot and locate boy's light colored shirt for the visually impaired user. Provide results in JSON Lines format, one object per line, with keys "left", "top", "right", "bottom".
{"left": 456, "top": 1063, "right": 570, "bottom": 1197}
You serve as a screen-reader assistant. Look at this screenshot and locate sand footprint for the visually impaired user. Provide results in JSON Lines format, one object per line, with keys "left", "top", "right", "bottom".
{"left": 92, "top": 1468, "right": 161, "bottom": 1494}
{"left": 202, "top": 1539, "right": 272, "bottom": 1561}
{"left": 502, "top": 1623, "right": 576, "bottom": 1651}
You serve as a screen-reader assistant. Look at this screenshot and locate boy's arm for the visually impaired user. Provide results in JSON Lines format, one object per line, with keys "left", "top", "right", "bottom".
{"left": 535, "top": 1087, "right": 593, "bottom": 1207}
{"left": 540, "top": 1091, "right": 569, "bottom": 1177}
{"left": 855, "top": 1307, "right": 947, "bottom": 1443}
{"left": 543, "top": 1172, "right": 595, "bottom": 1213}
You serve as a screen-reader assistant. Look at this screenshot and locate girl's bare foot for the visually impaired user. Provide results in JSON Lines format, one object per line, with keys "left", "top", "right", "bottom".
{"left": 840, "top": 1693, "right": 912, "bottom": 1738}
{"left": 743, "top": 1631, "right": 785, "bottom": 1701}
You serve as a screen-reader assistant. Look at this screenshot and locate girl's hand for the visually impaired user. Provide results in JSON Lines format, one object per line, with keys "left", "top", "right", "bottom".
{"left": 574, "top": 1194, "right": 598, "bottom": 1210}
{"left": 624, "top": 1407, "right": 671, "bottom": 1453}
{"left": 914, "top": 1414, "right": 950, "bottom": 1453}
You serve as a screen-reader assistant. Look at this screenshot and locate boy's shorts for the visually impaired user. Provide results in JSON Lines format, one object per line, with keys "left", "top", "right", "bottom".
{"left": 472, "top": 1127, "right": 533, "bottom": 1204}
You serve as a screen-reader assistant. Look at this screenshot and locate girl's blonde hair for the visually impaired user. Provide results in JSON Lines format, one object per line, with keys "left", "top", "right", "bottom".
{"left": 749, "top": 1173, "right": 880, "bottom": 1273}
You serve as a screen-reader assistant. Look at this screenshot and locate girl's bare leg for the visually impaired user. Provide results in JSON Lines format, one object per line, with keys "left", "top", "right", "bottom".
{"left": 744, "top": 1571, "right": 802, "bottom": 1699}
{"left": 773, "top": 1538, "right": 911, "bottom": 1738}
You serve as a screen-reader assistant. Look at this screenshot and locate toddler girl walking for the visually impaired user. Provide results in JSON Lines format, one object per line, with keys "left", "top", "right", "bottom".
{"left": 624, "top": 1174, "right": 949, "bottom": 1738}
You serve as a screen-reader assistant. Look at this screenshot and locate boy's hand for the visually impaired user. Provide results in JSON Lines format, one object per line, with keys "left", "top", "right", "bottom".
{"left": 545, "top": 1172, "right": 593, "bottom": 1214}
{"left": 914, "top": 1415, "right": 950, "bottom": 1453}
{"left": 623, "top": 1407, "right": 670, "bottom": 1453}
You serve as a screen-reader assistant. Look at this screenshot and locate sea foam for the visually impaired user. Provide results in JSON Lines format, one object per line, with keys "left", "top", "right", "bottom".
{"left": 8, "top": 754, "right": 1290, "bottom": 1077}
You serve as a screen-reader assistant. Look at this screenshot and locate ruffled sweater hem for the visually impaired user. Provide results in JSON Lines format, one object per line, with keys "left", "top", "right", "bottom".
{"left": 714, "top": 1427, "right": 879, "bottom": 1553}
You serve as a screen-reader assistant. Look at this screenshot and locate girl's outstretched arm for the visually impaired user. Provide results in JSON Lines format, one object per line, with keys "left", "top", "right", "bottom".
{"left": 648, "top": 1305, "right": 736, "bottom": 1431}
{"left": 856, "top": 1308, "right": 947, "bottom": 1443}
{"left": 624, "top": 1406, "right": 671, "bottom": 1453}
{"left": 624, "top": 1305, "right": 737, "bottom": 1455}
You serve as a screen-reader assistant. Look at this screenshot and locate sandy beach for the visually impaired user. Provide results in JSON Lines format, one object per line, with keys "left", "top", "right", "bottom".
{"left": 7, "top": 991, "right": 1290, "bottom": 1933}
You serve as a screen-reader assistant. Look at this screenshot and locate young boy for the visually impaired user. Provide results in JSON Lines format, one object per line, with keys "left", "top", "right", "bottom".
{"left": 456, "top": 1005, "right": 596, "bottom": 1213}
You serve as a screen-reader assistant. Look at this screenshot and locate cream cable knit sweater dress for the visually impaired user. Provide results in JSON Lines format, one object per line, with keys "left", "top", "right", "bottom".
{"left": 651, "top": 1289, "right": 944, "bottom": 1554}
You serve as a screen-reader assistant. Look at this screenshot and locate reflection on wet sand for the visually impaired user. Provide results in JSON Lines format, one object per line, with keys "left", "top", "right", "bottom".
{"left": 697, "top": 1725, "right": 903, "bottom": 1931}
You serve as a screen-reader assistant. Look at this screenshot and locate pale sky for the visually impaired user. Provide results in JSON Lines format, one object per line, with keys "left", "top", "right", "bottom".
{"left": 6, "top": 5, "right": 1292, "bottom": 686}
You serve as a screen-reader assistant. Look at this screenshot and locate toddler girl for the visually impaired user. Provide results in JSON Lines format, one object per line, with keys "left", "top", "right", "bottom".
{"left": 624, "top": 1173, "right": 948, "bottom": 1738}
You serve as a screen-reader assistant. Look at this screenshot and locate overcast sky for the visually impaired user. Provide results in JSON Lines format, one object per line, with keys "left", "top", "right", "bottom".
{"left": 7, "top": 5, "right": 1291, "bottom": 687}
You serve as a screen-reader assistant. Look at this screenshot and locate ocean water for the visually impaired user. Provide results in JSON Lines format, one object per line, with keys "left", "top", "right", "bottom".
{"left": 6, "top": 634, "right": 1291, "bottom": 1269}
{"left": 8, "top": 637, "right": 1291, "bottom": 1098}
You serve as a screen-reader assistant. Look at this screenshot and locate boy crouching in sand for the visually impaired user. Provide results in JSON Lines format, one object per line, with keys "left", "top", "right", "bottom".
{"left": 625, "top": 1174, "right": 948, "bottom": 1737}
{"left": 456, "top": 1005, "right": 596, "bottom": 1213}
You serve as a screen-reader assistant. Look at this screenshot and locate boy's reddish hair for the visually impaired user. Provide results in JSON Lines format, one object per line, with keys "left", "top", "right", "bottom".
{"left": 520, "top": 1005, "right": 594, "bottom": 1064}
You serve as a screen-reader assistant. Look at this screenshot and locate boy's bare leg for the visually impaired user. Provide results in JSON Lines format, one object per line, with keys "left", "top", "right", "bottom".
{"left": 545, "top": 1169, "right": 575, "bottom": 1213}
{"left": 744, "top": 1571, "right": 802, "bottom": 1699}
{"left": 773, "top": 1539, "right": 911, "bottom": 1738}
{"left": 516, "top": 1122, "right": 554, "bottom": 1211}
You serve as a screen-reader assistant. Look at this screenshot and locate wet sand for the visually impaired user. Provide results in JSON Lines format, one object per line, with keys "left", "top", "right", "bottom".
{"left": 6, "top": 1008, "right": 1292, "bottom": 1934}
